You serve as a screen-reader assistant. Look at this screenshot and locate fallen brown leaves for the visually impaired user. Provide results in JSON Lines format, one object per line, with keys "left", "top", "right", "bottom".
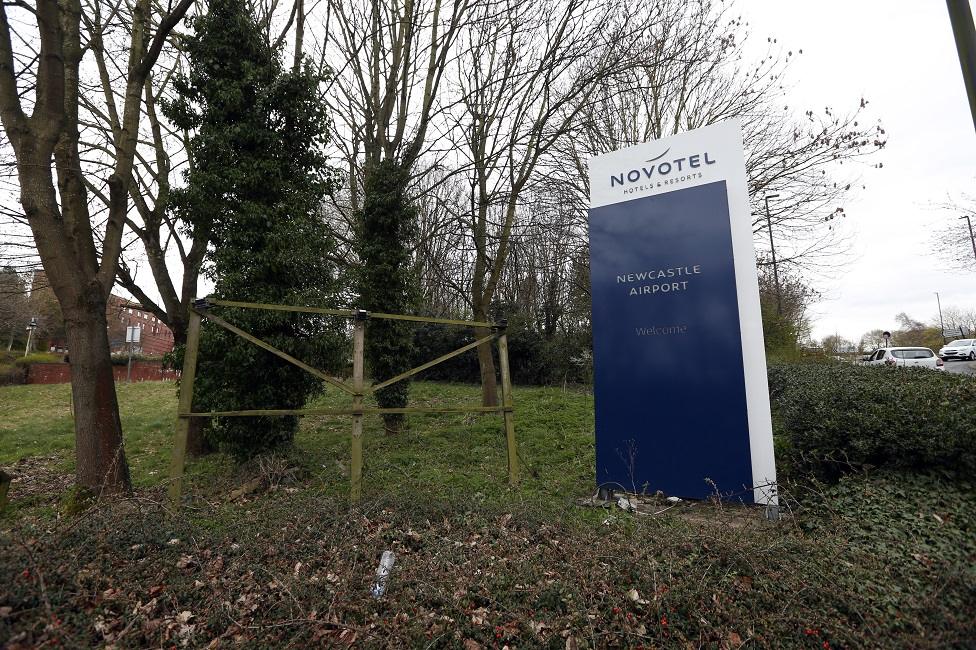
{"left": 1, "top": 482, "right": 973, "bottom": 648}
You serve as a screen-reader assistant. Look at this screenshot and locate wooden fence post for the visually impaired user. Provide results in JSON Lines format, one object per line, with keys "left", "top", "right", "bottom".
{"left": 350, "top": 311, "right": 367, "bottom": 503}
{"left": 497, "top": 333, "right": 519, "bottom": 486}
{"left": 168, "top": 309, "right": 203, "bottom": 508}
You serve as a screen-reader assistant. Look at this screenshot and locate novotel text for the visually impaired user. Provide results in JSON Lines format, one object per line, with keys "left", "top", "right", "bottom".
{"left": 610, "top": 153, "right": 716, "bottom": 187}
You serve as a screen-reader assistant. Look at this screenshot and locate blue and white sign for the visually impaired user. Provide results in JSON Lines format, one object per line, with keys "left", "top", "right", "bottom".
{"left": 588, "top": 120, "right": 777, "bottom": 505}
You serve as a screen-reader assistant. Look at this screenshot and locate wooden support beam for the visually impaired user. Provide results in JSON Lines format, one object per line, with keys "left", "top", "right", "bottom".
{"left": 367, "top": 311, "right": 496, "bottom": 328}
{"left": 350, "top": 317, "right": 365, "bottom": 504}
{"left": 167, "top": 302, "right": 518, "bottom": 505}
{"left": 201, "top": 310, "right": 357, "bottom": 395}
{"left": 497, "top": 333, "right": 519, "bottom": 486}
{"left": 210, "top": 299, "right": 356, "bottom": 318}
{"left": 207, "top": 298, "right": 497, "bottom": 328}
{"left": 180, "top": 405, "right": 511, "bottom": 417}
{"left": 368, "top": 333, "right": 498, "bottom": 393}
{"left": 168, "top": 310, "right": 202, "bottom": 508}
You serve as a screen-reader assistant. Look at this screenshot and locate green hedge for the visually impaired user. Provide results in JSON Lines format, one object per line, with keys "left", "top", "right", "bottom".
{"left": 13, "top": 352, "right": 63, "bottom": 367}
{"left": 768, "top": 361, "right": 976, "bottom": 480}
{"left": 109, "top": 352, "right": 162, "bottom": 366}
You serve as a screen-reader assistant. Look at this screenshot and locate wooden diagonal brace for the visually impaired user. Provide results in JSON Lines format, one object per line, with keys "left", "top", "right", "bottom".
{"left": 198, "top": 309, "right": 358, "bottom": 396}
{"left": 368, "top": 332, "right": 498, "bottom": 393}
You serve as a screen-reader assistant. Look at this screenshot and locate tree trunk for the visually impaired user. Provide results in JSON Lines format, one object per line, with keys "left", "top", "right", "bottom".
{"left": 476, "top": 327, "right": 498, "bottom": 407}
{"left": 0, "top": 468, "right": 10, "bottom": 510}
{"left": 65, "top": 303, "right": 132, "bottom": 495}
{"left": 473, "top": 295, "right": 498, "bottom": 406}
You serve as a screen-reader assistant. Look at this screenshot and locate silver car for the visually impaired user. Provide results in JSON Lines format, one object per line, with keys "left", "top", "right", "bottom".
{"left": 938, "top": 339, "right": 976, "bottom": 361}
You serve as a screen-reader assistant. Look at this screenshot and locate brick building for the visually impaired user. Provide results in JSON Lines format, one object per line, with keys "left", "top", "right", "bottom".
{"left": 106, "top": 295, "right": 175, "bottom": 356}
{"left": 28, "top": 271, "right": 174, "bottom": 357}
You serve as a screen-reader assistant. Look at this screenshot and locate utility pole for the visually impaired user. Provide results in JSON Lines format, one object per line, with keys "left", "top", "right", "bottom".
{"left": 947, "top": 0, "right": 976, "bottom": 133}
{"left": 23, "top": 317, "right": 37, "bottom": 357}
{"left": 126, "top": 316, "right": 134, "bottom": 383}
{"left": 936, "top": 291, "right": 947, "bottom": 344}
{"left": 961, "top": 215, "right": 976, "bottom": 263}
{"left": 764, "top": 194, "right": 782, "bottom": 315}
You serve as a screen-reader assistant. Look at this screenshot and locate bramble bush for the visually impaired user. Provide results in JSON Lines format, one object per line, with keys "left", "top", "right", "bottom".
{"left": 768, "top": 361, "right": 976, "bottom": 480}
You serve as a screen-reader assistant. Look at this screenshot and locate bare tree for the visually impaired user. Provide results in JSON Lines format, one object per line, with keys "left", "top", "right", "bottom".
{"left": 931, "top": 194, "right": 976, "bottom": 272}
{"left": 454, "top": 0, "right": 632, "bottom": 405}
{"left": 938, "top": 305, "right": 976, "bottom": 338}
{"left": 323, "top": 0, "right": 474, "bottom": 433}
{"left": 0, "top": 0, "right": 192, "bottom": 494}
{"left": 0, "top": 265, "right": 29, "bottom": 351}
{"left": 547, "top": 1, "right": 885, "bottom": 274}
{"left": 78, "top": 26, "right": 207, "bottom": 349}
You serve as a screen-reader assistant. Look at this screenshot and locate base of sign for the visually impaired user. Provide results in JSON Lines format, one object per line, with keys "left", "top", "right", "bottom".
{"left": 597, "top": 486, "right": 614, "bottom": 501}
{"left": 764, "top": 504, "right": 780, "bottom": 521}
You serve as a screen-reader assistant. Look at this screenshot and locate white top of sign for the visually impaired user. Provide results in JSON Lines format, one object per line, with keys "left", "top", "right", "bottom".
{"left": 588, "top": 119, "right": 746, "bottom": 210}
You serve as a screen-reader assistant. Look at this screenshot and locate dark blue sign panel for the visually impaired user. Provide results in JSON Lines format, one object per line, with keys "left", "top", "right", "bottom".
{"left": 587, "top": 121, "right": 776, "bottom": 504}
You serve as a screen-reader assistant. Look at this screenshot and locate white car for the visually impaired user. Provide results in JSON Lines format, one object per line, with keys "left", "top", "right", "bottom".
{"left": 864, "top": 347, "right": 945, "bottom": 371}
{"left": 938, "top": 339, "right": 976, "bottom": 361}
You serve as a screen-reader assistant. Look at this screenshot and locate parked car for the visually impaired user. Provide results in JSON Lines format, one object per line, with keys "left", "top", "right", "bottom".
{"left": 864, "top": 347, "right": 945, "bottom": 371}
{"left": 938, "top": 339, "right": 976, "bottom": 361}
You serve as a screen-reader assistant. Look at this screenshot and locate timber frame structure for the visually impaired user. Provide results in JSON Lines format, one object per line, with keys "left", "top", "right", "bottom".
{"left": 168, "top": 298, "right": 518, "bottom": 506}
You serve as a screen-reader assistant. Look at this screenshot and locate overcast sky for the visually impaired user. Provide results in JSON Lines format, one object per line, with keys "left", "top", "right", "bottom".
{"left": 107, "top": 1, "right": 975, "bottom": 346}
{"left": 740, "top": 1, "right": 975, "bottom": 343}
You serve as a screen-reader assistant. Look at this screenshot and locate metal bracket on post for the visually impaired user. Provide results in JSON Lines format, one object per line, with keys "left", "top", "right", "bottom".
{"left": 764, "top": 504, "right": 780, "bottom": 521}
{"left": 192, "top": 297, "right": 212, "bottom": 313}
{"left": 492, "top": 318, "right": 508, "bottom": 333}
{"left": 354, "top": 309, "right": 369, "bottom": 322}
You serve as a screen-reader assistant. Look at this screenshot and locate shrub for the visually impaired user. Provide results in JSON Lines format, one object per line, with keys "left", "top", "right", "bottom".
{"left": 768, "top": 361, "right": 976, "bottom": 480}
{"left": 409, "top": 323, "right": 592, "bottom": 386}
{"left": 13, "top": 352, "right": 62, "bottom": 367}
{"left": 109, "top": 352, "right": 161, "bottom": 365}
{"left": 0, "top": 363, "right": 26, "bottom": 386}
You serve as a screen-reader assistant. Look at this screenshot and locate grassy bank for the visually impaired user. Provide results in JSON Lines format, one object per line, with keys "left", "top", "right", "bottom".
{"left": 1, "top": 379, "right": 974, "bottom": 648}
{"left": 0, "top": 381, "right": 595, "bottom": 509}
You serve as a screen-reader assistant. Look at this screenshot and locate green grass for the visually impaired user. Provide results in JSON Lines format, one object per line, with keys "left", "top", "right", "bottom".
{"left": 0, "top": 380, "right": 595, "bottom": 504}
{"left": 300, "top": 383, "right": 595, "bottom": 508}
{"left": 0, "top": 382, "right": 191, "bottom": 487}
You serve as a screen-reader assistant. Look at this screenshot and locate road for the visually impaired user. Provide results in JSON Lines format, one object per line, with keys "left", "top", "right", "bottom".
{"left": 944, "top": 359, "right": 976, "bottom": 376}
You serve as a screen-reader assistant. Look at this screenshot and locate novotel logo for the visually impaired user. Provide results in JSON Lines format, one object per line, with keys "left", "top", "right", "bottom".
{"left": 609, "top": 148, "right": 716, "bottom": 187}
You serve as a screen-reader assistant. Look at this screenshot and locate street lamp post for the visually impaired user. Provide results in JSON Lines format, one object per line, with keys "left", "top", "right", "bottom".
{"left": 947, "top": 0, "right": 976, "bottom": 134}
{"left": 961, "top": 215, "right": 976, "bottom": 263}
{"left": 764, "top": 193, "right": 782, "bottom": 315}
{"left": 936, "top": 291, "right": 947, "bottom": 345}
{"left": 23, "top": 317, "right": 37, "bottom": 357}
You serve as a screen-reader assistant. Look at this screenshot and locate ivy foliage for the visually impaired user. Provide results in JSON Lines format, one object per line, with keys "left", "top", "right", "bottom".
{"left": 356, "top": 159, "right": 419, "bottom": 434}
{"left": 163, "top": 0, "right": 345, "bottom": 458}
